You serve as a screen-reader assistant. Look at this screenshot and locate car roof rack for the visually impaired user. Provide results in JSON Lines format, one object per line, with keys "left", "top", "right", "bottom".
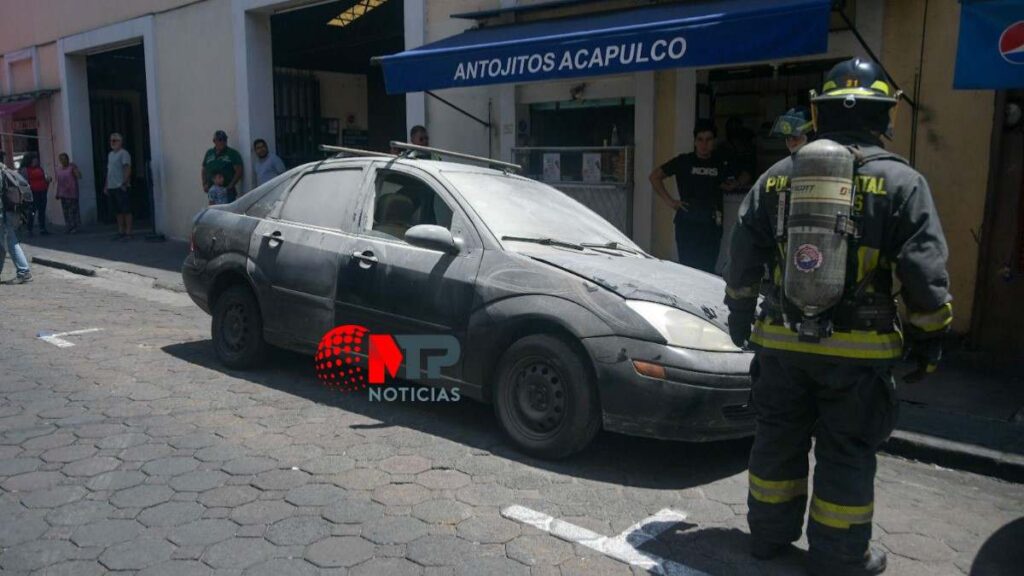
{"left": 319, "top": 144, "right": 396, "bottom": 158}
{"left": 390, "top": 141, "right": 521, "bottom": 173}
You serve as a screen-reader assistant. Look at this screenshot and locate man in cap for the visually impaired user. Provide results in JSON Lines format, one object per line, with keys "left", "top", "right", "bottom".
{"left": 724, "top": 58, "right": 952, "bottom": 575}
{"left": 201, "top": 130, "right": 243, "bottom": 203}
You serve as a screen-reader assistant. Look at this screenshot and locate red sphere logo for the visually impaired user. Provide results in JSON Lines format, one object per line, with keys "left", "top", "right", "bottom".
{"left": 315, "top": 324, "right": 369, "bottom": 391}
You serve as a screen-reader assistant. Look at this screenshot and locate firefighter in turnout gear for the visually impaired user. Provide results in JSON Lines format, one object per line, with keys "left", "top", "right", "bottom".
{"left": 725, "top": 58, "right": 952, "bottom": 576}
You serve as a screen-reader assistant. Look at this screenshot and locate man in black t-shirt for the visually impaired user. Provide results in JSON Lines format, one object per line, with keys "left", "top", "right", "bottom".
{"left": 649, "top": 119, "right": 736, "bottom": 273}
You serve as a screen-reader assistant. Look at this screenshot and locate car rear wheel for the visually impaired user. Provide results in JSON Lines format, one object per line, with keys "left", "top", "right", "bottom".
{"left": 212, "top": 284, "right": 265, "bottom": 369}
{"left": 493, "top": 334, "right": 601, "bottom": 459}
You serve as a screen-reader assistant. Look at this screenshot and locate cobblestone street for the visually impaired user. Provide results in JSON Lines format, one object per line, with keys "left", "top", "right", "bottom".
{"left": 0, "top": 265, "right": 1020, "bottom": 575}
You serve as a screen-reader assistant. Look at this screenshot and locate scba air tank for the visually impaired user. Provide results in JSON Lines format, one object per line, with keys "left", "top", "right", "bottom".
{"left": 783, "top": 139, "right": 856, "bottom": 317}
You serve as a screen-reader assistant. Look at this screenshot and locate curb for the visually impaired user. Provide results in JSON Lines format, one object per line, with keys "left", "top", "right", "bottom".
{"left": 31, "top": 256, "right": 97, "bottom": 277}
{"left": 883, "top": 430, "right": 1024, "bottom": 483}
{"left": 31, "top": 254, "right": 186, "bottom": 293}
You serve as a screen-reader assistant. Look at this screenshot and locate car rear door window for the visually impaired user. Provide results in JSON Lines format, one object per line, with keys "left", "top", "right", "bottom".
{"left": 279, "top": 169, "right": 364, "bottom": 231}
{"left": 245, "top": 172, "right": 297, "bottom": 219}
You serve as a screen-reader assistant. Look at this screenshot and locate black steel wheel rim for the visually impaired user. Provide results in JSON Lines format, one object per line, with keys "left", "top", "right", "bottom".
{"left": 510, "top": 359, "right": 567, "bottom": 437}
{"left": 221, "top": 302, "right": 249, "bottom": 353}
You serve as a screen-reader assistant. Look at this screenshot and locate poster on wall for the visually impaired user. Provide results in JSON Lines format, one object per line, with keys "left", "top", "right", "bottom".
{"left": 543, "top": 153, "right": 561, "bottom": 182}
{"left": 582, "top": 153, "right": 602, "bottom": 183}
{"left": 954, "top": 0, "right": 1024, "bottom": 89}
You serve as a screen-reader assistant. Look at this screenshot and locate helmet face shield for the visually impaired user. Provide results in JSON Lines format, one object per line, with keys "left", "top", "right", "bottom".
{"left": 770, "top": 113, "right": 814, "bottom": 138}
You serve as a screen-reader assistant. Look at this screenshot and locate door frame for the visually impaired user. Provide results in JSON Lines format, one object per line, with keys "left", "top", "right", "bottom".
{"left": 58, "top": 15, "right": 164, "bottom": 232}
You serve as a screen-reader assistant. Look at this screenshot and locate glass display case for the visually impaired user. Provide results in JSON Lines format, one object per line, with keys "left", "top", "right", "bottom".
{"left": 512, "top": 146, "right": 633, "bottom": 235}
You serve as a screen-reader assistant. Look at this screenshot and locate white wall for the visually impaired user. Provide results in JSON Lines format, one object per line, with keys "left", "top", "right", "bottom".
{"left": 155, "top": 0, "right": 238, "bottom": 239}
{"left": 422, "top": 0, "right": 496, "bottom": 156}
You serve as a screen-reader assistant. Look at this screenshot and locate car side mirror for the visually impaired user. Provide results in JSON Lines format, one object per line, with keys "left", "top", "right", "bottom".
{"left": 405, "top": 224, "right": 461, "bottom": 254}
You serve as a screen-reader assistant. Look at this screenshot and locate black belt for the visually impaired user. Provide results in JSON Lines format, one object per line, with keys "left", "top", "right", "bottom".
{"left": 761, "top": 298, "right": 896, "bottom": 334}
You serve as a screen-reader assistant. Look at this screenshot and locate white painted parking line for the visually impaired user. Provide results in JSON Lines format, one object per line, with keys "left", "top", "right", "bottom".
{"left": 37, "top": 328, "right": 103, "bottom": 348}
{"left": 501, "top": 504, "right": 710, "bottom": 576}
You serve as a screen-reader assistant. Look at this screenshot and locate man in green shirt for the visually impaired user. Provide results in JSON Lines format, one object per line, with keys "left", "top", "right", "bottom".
{"left": 201, "top": 130, "right": 243, "bottom": 202}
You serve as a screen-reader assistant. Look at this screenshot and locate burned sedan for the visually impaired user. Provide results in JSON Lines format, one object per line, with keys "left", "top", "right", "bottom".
{"left": 183, "top": 150, "right": 756, "bottom": 458}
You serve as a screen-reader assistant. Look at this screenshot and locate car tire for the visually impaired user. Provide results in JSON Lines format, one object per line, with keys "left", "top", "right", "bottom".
{"left": 211, "top": 284, "right": 265, "bottom": 369}
{"left": 493, "top": 334, "right": 601, "bottom": 459}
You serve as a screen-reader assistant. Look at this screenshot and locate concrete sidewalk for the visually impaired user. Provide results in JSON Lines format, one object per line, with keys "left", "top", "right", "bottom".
{"left": 16, "top": 226, "right": 1024, "bottom": 481}
{"left": 20, "top": 226, "right": 188, "bottom": 293}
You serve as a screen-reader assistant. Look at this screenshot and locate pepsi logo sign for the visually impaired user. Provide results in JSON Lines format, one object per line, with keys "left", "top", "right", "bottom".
{"left": 999, "top": 21, "right": 1024, "bottom": 65}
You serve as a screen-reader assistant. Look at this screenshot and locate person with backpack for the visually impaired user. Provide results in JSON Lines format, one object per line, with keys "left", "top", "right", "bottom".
{"left": 725, "top": 58, "right": 952, "bottom": 575}
{"left": 1, "top": 165, "right": 33, "bottom": 283}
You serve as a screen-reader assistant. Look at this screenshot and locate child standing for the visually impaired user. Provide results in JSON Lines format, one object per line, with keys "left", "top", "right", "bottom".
{"left": 55, "top": 153, "right": 82, "bottom": 233}
{"left": 207, "top": 172, "right": 230, "bottom": 205}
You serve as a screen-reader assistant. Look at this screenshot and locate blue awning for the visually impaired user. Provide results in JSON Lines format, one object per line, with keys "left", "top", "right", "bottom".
{"left": 377, "top": 0, "right": 831, "bottom": 94}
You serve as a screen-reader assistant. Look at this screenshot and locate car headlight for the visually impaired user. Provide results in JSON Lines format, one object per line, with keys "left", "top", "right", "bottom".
{"left": 625, "top": 300, "right": 741, "bottom": 352}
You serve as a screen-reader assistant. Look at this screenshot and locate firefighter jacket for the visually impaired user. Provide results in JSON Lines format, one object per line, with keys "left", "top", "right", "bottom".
{"left": 724, "top": 132, "right": 952, "bottom": 362}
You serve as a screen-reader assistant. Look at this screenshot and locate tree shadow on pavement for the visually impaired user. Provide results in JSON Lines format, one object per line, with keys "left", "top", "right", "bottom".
{"left": 162, "top": 339, "right": 751, "bottom": 490}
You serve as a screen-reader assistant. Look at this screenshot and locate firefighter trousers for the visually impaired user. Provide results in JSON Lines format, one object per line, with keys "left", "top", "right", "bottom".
{"left": 746, "top": 353, "right": 898, "bottom": 562}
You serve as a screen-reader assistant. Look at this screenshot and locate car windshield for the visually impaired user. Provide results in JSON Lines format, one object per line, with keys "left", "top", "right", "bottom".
{"left": 441, "top": 171, "right": 639, "bottom": 250}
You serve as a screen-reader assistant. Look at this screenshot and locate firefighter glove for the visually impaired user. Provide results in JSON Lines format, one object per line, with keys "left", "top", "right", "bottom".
{"left": 727, "top": 309, "right": 755, "bottom": 348}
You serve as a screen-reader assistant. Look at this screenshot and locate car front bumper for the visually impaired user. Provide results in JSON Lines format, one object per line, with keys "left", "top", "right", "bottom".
{"left": 582, "top": 335, "right": 756, "bottom": 442}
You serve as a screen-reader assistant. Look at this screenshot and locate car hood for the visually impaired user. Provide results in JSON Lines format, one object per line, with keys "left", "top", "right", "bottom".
{"left": 524, "top": 248, "right": 731, "bottom": 331}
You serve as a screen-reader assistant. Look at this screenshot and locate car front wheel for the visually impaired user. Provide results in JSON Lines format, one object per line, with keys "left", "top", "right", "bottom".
{"left": 493, "top": 334, "right": 601, "bottom": 459}
{"left": 211, "top": 284, "right": 265, "bottom": 369}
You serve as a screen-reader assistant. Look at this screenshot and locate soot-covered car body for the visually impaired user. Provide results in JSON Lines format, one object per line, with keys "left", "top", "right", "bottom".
{"left": 183, "top": 155, "right": 755, "bottom": 457}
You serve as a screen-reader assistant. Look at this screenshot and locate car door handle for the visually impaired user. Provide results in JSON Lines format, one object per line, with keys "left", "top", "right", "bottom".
{"left": 352, "top": 250, "right": 378, "bottom": 268}
{"left": 263, "top": 230, "right": 283, "bottom": 247}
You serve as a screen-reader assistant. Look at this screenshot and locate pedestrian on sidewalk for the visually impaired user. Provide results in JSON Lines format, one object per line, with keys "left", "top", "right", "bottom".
{"left": 202, "top": 130, "right": 243, "bottom": 202}
{"left": 0, "top": 166, "right": 32, "bottom": 283}
{"left": 23, "top": 153, "right": 51, "bottom": 236}
{"left": 252, "top": 138, "right": 285, "bottom": 188}
{"left": 725, "top": 58, "right": 952, "bottom": 576}
{"left": 55, "top": 153, "right": 82, "bottom": 234}
{"left": 105, "top": 133, "right": 133, "bottom": 241}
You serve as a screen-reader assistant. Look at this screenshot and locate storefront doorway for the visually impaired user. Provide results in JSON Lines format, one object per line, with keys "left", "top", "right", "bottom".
{"left": 702, "top": 58, "right": 841, "bottom": 272}
{"left": 269, "top": 0, "right": 406, "bottom": 166}
{"left": 86, "top": 44, "right": 151, "bottom": 225}
{"left": 973, "top": 92, "right": 1024, "bottom": 364}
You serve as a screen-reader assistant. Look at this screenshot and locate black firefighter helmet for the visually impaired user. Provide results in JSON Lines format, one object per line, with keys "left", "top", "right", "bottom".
{"left": 811, "top": 58, "right": 901, "bottom": 137}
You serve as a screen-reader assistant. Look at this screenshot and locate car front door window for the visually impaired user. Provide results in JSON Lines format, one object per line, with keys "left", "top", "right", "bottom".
{"left": 370, "top": 172, "right": 454, "bottom": 241}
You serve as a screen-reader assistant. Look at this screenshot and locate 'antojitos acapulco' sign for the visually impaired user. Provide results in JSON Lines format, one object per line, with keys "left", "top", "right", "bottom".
{"left": 378, "top": 0, "right": 831, "bottom": 94}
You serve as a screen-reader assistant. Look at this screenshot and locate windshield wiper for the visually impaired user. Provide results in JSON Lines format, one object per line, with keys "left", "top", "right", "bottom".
{"left": 501, "top": 236, "right": 584, "bottom": 251}
{"left": 580, "top": 241, "right": 641, "bottom": 255}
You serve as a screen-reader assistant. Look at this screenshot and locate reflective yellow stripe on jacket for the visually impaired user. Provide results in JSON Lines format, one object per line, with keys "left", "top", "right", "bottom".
{"left": 751, "top": 321, "right": 903, "bottom": 361}
{"left": 749, "top": 473, "right": 808, "bottom": 504}
{"left": 908, "top": 302, "right": 953, "bottom": 333}
{"left": 810, "top": 496, "right": 873, "bottom": 530}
